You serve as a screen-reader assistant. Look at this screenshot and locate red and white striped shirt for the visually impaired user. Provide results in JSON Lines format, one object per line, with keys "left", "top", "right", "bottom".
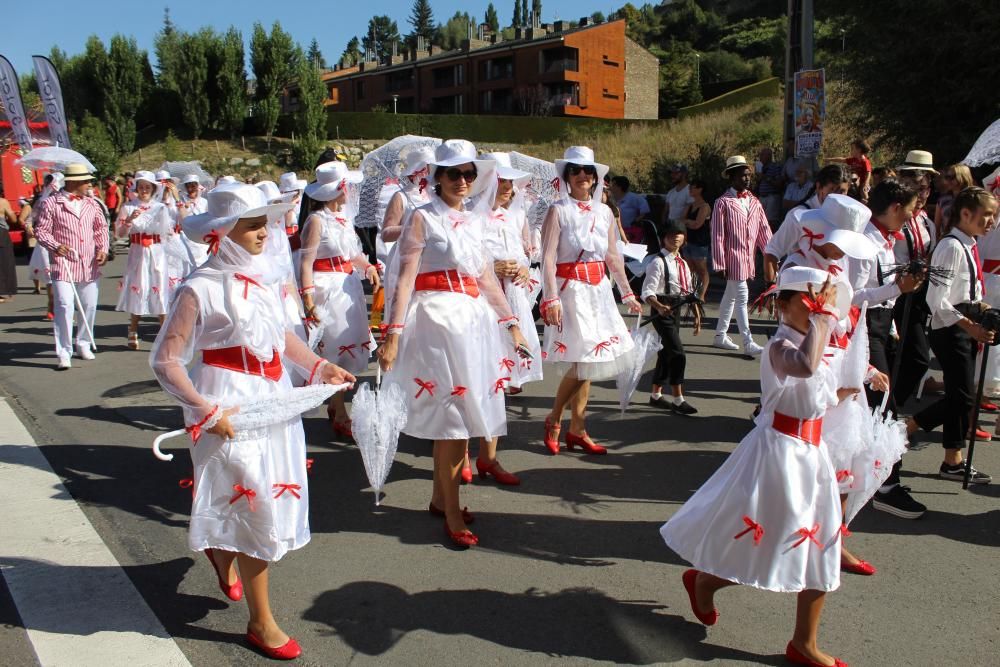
{"left": 710, "top": 189, "right": 772, "bottom": 281}
{"left": 33, "top": 191, "right": 109, "bottom": 283}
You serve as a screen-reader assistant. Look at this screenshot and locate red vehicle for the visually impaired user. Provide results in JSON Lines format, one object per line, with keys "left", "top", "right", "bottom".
{"left": 0, "top": 120, "right": 49, "bottom": 251}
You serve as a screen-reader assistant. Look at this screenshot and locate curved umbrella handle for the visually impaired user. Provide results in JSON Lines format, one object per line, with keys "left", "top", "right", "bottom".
{"left": 153, "top": 429, "right": 187, "bottom": 461}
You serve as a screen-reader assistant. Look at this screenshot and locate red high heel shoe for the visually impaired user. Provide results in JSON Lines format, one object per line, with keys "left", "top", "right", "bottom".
{"left": 476, "top": 459, "right": 521, "bottom": 486}
{"left": 444, "top": 522, "right": 479, "bottom": 548}
{"left": 785, "top": 642, "right": 848, "bottom": 667}
{"left": 461, "top": 462, "right": 473, "bottom": 484}
{"left": 565, "top": 430, "right": 607, "bottom": 455}
{"left": 246, "top": 630, "right": 302, "bottom": 660}
{"left": 204, "top": 548, "right": 243, "bottom": 602}
{"left": 681, "top": 569, "right": 718, "bottom": 626}
{"left": 330, "top": 418, "right": 354, "bottom": 441}
{"left": 543, "top": 416, "right": 561, "bottom": 454}
{"left": 841, "top": 559, "right": 876, "bottom": 576}
{"left": 428, "top": 503, "right": 475, "bottom": 523}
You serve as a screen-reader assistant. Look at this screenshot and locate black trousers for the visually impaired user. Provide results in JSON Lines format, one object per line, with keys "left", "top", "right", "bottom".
{"left": 651, "top": 315, "right": 686, "bottom": 387}
{"left": 913, "top": 325, "right": 977, "bottom": 451}
{"left": 866, "top": 307, "right": 903, "bottom": 485}
{"left": 891, "top": 293, "right": 931, "bottom": 408}
{"left": 355, "top": 226, "right": 378, "bottom": 265}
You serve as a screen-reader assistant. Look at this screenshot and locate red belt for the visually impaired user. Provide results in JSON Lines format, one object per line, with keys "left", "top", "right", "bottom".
{"left": 772, "top": 412, "right": 822, "bottom": 446}
{"left": 555, "top": 260, "right": 606, "bottom": 285}
{"left": 202, "top": 346, "right": 283, "bottom": 381}
{"left": 313, "top": 256, "right": 353, "bottom": 273}
{"left": 130, "top": 233, "right": 161, "bottom": 247}
{"left": 414, "top": 270, "right": 480, "bottom": 298}
{"left": 983, "top": 259, "right": 1000, "bottom": 275}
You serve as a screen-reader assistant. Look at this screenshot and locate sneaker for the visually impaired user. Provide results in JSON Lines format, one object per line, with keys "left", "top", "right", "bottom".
{"left": 713, "top": 335, "right": 739, "bottom": 351}
{"left": 672, "top": 400, "right": 698, "bottom": 415}
{"left": 939, "top": 463, "right": 992, "bottom": 484}
{"left": 56, "top": 356, "right": 72, "bottom": 371}
{"left": 743, "top": 341, "right": 764, "bottom": 357}
{"left": 648, "top": 396, "right": 674, "bottom": 410}
{"left": 872, "top": 485, "right": 926, "bottom": 519}
{"left": 77, "top": 343, "right": 95, "bottom": 361}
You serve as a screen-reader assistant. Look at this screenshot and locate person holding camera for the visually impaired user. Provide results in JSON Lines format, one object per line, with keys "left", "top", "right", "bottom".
{"left": 906, "top": 187, "right": 998, "bottom": 484}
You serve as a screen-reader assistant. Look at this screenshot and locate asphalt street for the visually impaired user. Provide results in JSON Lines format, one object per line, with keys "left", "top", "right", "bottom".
{"left": 1, "top": 254, "right": 998, "bottom": 667}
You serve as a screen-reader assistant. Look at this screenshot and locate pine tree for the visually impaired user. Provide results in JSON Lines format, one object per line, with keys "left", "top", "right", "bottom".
{"left": 101, "top": 35, "right": 148, "bottom": 154}
{"left": 408, "top": 0, "right": 435, "bottom": 46}
{"left": 340, "top": 37, "right": 362, "bottom": 67}
{"left": 153, "top": 8, "right": 181, "bottom": 89}
{"left": 363, "top": 16, "right": 401, "bottom": 63}
{"left": 250, "top": 21, "right": 299, "bottom": 140}
{"left": 216, "top": 27, "right": 247, "bottom": 138}
{"left": 294, "top": 52, "right": 328, "bottom": 165}
{"left": 173, "top": 32, "right": 210, "bottom": 138}
{"left": 520, "top": 0, "right": 528, "bottom": 26}
{"left": 485, "top": 3, "right": 500, "bottom": 33}
{"left": 532, "top": 0, "right": 542, "bottom": 25}
{"left": 307, "top": 38, "right": 327, "bottom": 68}
{"left": 513, "top": 0, "right": 522, "bottom": 27}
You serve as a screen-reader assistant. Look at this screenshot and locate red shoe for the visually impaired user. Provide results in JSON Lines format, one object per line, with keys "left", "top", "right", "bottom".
{"left": 565, "top": 430, "right": 607, "bottom": 455}
{"left": 980, "top": 401, "right": 999, "bottom": 413}
{"left": 840, "top": 559, "right": 876, "bottom": 576}
{"left": 681, "top": 569, "right": 718, "bottom": 626}
{"left": 974, "top": 428, "right": 992, "bottom": 441}
{"left": 204, "top": 548, "right": 243, "bottom": 601}
{"left": 444, "top": 522, "right": 478, "bottom": 548}
{"left": 506, "top": 386, "right": 523, "bottom": 395}
{"left": 543, "top": 416, "right": 561, "bottom": 454}
{"left": 461, "top": 462, "right": 473, "bottom": 484}
{"left": 476, "top": 459, "right": 521, "bottom": 486}
{"left": 45, "top": 312, "right": 54, "bottom": 321}
{"left": 246, "top": 630, "right": 302, "bottom": 660}
{"left": 785, "top": 642, "right": 848, "bottom": 667}
{"left": 428, "top": 503, "right": 475, "bottom": 523}
{"left": 331, "top": 418, "right": 354, "bottom": 441}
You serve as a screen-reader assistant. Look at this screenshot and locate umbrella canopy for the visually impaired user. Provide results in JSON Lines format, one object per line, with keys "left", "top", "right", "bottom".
{"left": 18, "top": 146, "right": 96, "bottom": 173}
{"left": 153, "top": 383, "right": 350, "bottom": 461}
{"left": 158, "top": 161, "right": 214, "bottom": 188}
{"left": 509, "top": 151, "right": 559, "bottom": 233}
{"left": 357, "top": 135, "right": 442, "bottom": 227}
{"left": 616, "top": 313, "right": 663, "bottom": 416}
{"left": 844, "top": 380, "right": 908, "bottom": 523}
{"left": 351, "top": 370, "right": 407, "bottom": 505}
{"left": 962, "top": 118, "right": 1000, "bottom": 167}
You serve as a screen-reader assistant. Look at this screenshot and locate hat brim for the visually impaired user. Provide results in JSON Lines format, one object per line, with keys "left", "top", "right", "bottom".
{"left": 182, "top": 202, "right": 295, "bottom": 241}
{"left": 722, "top": 162, "right": 751, "bottom": 178}
{"left": 304, "top": 171, "right": 364, "bottom": 201}
{"left": 895, "top": 163, "right": 939, "bottom": 175}
{"left": 428, "top": 159, "right": 497, "bottom": 199}
{"left": 778, "top": 278, "right": 852, "bottom": 320}
{"left": 281, "top": 179, "right": 308, "bottom": 193}
{"left": 553, "top": 158, "right": 610, "bottom": 184}
{"left": 797, "top": 211, "right": 878, "bottom": 260}
{"left": 63, "top": 173, "right": 95, "bottom": 182}
{"left": 496, "top": 165, "right": 531, "bottom": 182}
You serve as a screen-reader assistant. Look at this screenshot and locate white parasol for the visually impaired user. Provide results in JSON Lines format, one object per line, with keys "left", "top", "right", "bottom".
{"left": 18, "top": 146, "right": 96, "bottom": 173}
{"left": 158, "top": 161, "right": 214, "bottom": 188}
{"left": 509, "top": 151, "right": 559, "bottom": 233}
{"left": 357, "top": 135, "right": 441, "bottom": 227}
{"left": 152, "top": 383, "right": 350, "bottom": 461}
{"left": 350, "top": 367, "right": 407, "bottom": 505}
{"left": 961, "top": 118, "right": 1000, "bottom": 167}
{"left": 616, "top": 313, "right": 663, "bottom": 416}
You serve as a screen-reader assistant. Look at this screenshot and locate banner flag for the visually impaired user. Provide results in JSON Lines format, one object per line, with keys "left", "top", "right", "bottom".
{"left": 32, "top": 55, "right": 72, "bottom": 149}
{"left": 0, "top": 55, "right": 34, "bottom": 150}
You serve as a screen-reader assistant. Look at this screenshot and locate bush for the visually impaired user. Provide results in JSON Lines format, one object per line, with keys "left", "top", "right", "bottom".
{"left": 163, "top": 129, "right": 183, "bottom": 161}
{"left": 72, "top": 113, "right": 120, "bottom": 178}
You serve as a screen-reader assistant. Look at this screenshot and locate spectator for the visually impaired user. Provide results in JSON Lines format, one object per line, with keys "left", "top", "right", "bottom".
{"left": 871, "top": 166, "right": 896, "bottom": 189}
{"left": 0, "top": 190, "right": 17, "bottom": 303}
{"left": 663, "top": 164, "right": 693, "bottom": 223}
{"left": 831, "top": 139, "right": 873, "bottom": 200}
{"left": 609, "top": 176, "right": 649, "bottom": 242}
{"left": 781, "top": 138, "right": 818, "bottom": 184}
{"left": 103, "top": 176, "right": 120, "bottom": 221}
{"left": 681, "top": 178, "right": 712, "bottom": 301}
{"left": 754, "top": 147, "right": 784, "bottom": 227}
{"left": 782, "top": 165, "right": 812, "bottom": 213}
{"left": 933, "top": 163, "right": 975, "bottom": 235}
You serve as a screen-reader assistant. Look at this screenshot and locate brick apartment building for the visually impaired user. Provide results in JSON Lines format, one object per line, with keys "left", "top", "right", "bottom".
{"left": 284, "top": 18, "right": 659, "bottom": 120}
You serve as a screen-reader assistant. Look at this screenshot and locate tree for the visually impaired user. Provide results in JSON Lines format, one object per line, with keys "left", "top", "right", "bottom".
{"left": 101, "top": 35, "right": 147, "bottom": 154}
{"left": 512, "top": 0, "right": 522, "bottom": 27}
{"left": 408, "top": 0, "right": 435, "bottom": 47}
{"left": 340, "top": 37, "right": 362, "bottom": 67}
{"left": 531, "top": 0, "right": 542, "bottom": 25}
{"left": 72, "top": 112, "right": 119, "bottom": 177}
{"left": 293, "top": 53, "right": 328, "bottom": 168}
{"left": 590, "top": 11, "right": 606, "bottom": 23}
{"left": 173, "top": 32, "right": 211, "bottom": 137}
{"left": 485, "top": 3, "right": 500, "bottom": 33}
{"left": 216, "top": 27, "right": 248, "bottom": 138}
{"left": 153, "top": 8, "right": 181, "bottom": 90}
{"left": 436, "top": 12, "right": 473, "bottom": 50}
{"left": 657, "top": 40, "right": 702, "bottom": 118}
{"left": 250, "top": 21, "right": 299, "bottom": 140}
{"left": 307, "top": 38, "right": 327, "bottom": 68}
{"left": 520, "top": 0, "right": 528, "bottom": 26}
{"left": 363, "top": 16, "right": 401, "bottom": 63}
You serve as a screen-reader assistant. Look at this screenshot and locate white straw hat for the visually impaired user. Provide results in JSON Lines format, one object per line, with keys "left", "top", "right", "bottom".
{"left": 278, "top": 171, "right": 307, "bottom": 193}
{"left": 62, "top": 163, "right": 94, "bottom": 182}
{"left": 776, "top": 265, "right": 850, "bottom": 319}
{"left": 481, "top": 151, "right": 531, "bottom": 182}
{"left": 722, "top": 155, "right": 751, "bottom": 178}
{"left": 795, "top": 194, "right": 877, "bottom": 260}
{"left": 304, "top": 161, "right": 363, "bottom": 202}
{"left": 182, "top": 174, "right": 201, "bottom": 185}
{"left": 182, "top": 183, "right": 294, "bottom": 246}
{"left": 426, "top": 140, "right": 497, "bottom": 199}
{"left": 553, "top": 146, "right": 609, "bottom": 183}
{"left": 154, "top": 169, "right": 173, "bottom": 182}
{"left": 134, "top": 170, "right": 158, "bottom": 187}
{"left": 895, "top": 150, "right": 939, "bottom": 175}
{"left": 256, "top": 180, "right": 297, "bottom": 204}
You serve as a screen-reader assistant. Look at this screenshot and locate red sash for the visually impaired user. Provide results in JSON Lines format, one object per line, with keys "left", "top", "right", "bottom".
{"left": 414, "top": 270, "right": 480, "bottom": 298}
{"left": 982, "top": 259, "right": 1000, "bottom": 275}
{"left": 202, "top": 346, "right": 283, "bottom": 381}
{"left": 130, "top": 233, "right": 162, "bottom": 247}
{"left": 772, "top": 412, "right": 822, "bottom": 446}
{"left": 555, "top": 260, "right": 607, "bottom": 285}
{"left": 313, "top": 256, "right": 354, "bottom": 273}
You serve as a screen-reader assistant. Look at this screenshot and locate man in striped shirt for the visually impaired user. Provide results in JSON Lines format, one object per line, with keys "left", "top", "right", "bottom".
{"left": 33, "top": 163, "right": 109, "bottom": 369}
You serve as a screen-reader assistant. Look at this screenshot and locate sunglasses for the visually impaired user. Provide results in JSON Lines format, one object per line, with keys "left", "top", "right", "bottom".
{"left": 444, "top": 167, "right": 477, "bottom": 183}
{"left": 567, "top": 164, "right": 597, "bottom": 176}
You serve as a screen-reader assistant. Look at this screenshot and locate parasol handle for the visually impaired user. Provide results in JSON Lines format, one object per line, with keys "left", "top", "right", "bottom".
{"left": 372, "top": 158, "right": 419, "bottom": 209}
{"left": 633, "top": 311, "right": 642, "bottom": 333}
{"left": 376, "top": 363, "right": 382, "bottom": 388}
{"left": 153, "top": 429, "right": 187, "bottom": 461}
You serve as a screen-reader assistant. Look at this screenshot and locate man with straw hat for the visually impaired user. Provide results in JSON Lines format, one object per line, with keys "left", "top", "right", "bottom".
{"left": 33, "top": 163, "right": 109, "bottom": 369}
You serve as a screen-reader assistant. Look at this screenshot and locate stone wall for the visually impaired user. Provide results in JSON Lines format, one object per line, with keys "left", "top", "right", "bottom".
{"left": 624, "top": 38, "right": 660, "bottom": 120}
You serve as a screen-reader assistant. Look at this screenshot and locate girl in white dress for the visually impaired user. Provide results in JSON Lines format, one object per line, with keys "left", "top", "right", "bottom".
{"left": 540, "top": 146, "right": 642, "bottom": 455}
{"left": 115, "top": 170, "right": 173, "bottom": 349}
{"left": 379, "top": 140, "right": 530, "bottom": 548}
{"left": 151, "top": 182, "right": 354, "bottom": 660}
{"left": 299, "top": 162, "right": 380, "bottom": 439}
{"left": 27, "top": 174, "right": 62, "bottom": 318}
{"left": 660, "top": 266, "right": 852, "bottom": 667}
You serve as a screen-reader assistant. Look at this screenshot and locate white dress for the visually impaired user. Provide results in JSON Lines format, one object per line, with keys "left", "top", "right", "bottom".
{"left": 115, "top": 201, "right": 173, "bottom": 315}
{"left": 540, "top": 196, "right": 635, "bottom": 380}
{"left": 384, "top": 197, "right": 517, "bottom": 440}
{"left": 300, "top": 209, "right": 372, "bottom": 375}
{"left": 166, "top": 196, "right": 210, "bottom": 298}
{"left": 150, "top": 246, "right": 319, "bottom": 562}
{"left": 382, "top": 185, "right": 430, "bottom": 319}
{"left": 28, "top": 243, "right": 51, "bottom": 284}
{"left": 483, "top": 206, "right": 543, "bottom": 388}
{"left": 660, "top": 319, "right": 843, "bottom": 593}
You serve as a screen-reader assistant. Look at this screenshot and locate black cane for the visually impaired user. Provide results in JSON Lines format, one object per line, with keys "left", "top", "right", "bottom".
{"left": 963, "top": 345, "right": 991, "bottom": 489}
{"left": 884, "top": 292, "right": 913, "bottom": 419}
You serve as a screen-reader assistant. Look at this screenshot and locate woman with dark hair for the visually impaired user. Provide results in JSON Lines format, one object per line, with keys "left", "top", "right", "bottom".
{"left": 681, "top": 178, "right": 712, "bottom": 301}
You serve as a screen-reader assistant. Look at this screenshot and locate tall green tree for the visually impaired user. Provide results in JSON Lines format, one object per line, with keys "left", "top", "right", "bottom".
{"left": 531, "top": 0, "right": 542, "bottom": 24}
{"left": 250, "top": 21, "right": 299, "bottom": 140}
{"left": 173, "top": 32, "right": 211, "bottom": 138}
{"left": 520, "top": 0, "right": 528, "bottom": 26}
{"left": 216, "top": 27, "right": 248, "bottom": 138}
{"left": 340, "top": 37, "right": 362, "bottom": 67}
{"left": 101, "top": 35, "right": 147, "bottom": 154}
{"left": 408, "top": 0, "right": 435, "bottom": 47}
{"left": 436, "top": 12, "right": 472, "bottom": 50}
{"left": 72, "top": 112, "right": 120, "bottom": 177}
{"left": 293, "top": 51, "right": 328, "bottom": 165}
{"left": 153, "top": 8, "right": 181, "bottom": 89}
{"left": 363, "top": 16, "right": 401, "bottom": 63}
{"left": 307, "top": 38, "right": 327, "bottom": 68}
{"left": 512, "top": 0, "right": 522, "bottom": 27}
{"left": 485, "top": 4, "right": 500, "bottom": 33}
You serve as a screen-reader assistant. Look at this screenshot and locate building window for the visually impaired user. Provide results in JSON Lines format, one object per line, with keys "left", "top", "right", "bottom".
{"left": 480, "top": 88, "right": 513, "bottom": 114}
{"left": 540, "top": 47, "right": 579, "bottom": 74}
{"left": 355, "top": 80, "right": 365, "bottom": 100}
{"left": 430, "top": 94, "right": 464, "bottom": 114}
{"left": 544, "top": 82, "right": 580, "bottom": 107}
{"left": 603, "top": 57, "right": 620, "bottom": 67}
{"left": 602, "top": 88, "right": 620, "bottom": 100}
{"left": 385, "top": 70, "right": 414, "bottom": 93}
{"left": 479, "top": 57, "right": 514, "bottom": 81}
{"left": 432, "top": 64, "right": 463, "bottom": 89}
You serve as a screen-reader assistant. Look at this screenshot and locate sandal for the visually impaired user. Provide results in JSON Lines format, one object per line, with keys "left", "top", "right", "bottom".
{"left": 127, "top": 331, "right": 139, "bottom": 350}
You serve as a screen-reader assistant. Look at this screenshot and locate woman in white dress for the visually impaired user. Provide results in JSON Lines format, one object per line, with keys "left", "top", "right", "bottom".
{"left": 116, "top": 170, "right": 174, "bottom": 349}
{"left": 539, "top": 146, "right": 642, "bottom": 455}
{"left": 660, "top": 266, "right": 851, "bottom": 667}
{"left": 151, "top": 182, "right": 354, "bottom": 660}
{"left": 27, "top": 174, "right": 62, "bottom": 318}
{"left": 379, "top": 140, "right": 530, "bottom": 548}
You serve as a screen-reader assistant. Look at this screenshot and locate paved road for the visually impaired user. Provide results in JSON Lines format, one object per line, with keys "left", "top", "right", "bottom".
{"left": 1, "top": 254, "right": 998, "bottom": 667}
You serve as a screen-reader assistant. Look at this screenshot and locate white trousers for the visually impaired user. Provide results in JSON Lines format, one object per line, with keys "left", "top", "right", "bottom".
{"left": 715, "top": 279, "right": 752, "bottom": 344}
{"left": 52, "top": 279, "right": 98, "bottom": 360}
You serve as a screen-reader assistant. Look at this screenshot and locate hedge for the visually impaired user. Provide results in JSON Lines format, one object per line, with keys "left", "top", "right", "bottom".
{"left": 677, "top": 77, "right": 782, "bottom": 120}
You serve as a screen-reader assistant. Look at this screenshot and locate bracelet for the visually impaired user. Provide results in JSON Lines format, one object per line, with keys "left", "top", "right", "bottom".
{"left": 299, "top": 286, "right": 315, "bottom": 295}
{"left": 307, "top": 358, "right": 327, "bottom": 385}
{"left": 540, "top": 298, "right": 561, "bottom": 312}
{"left": 498, "top": 315, "right": 519, "bottom": 329}
{"left": 385, "top": 323, "right": 405, "bottom": 333}
{"left": 620, "top": 292, "right": 636, "bottom": 302}
{"left": 185, "top": 405, "right": 220, "bottom": 444}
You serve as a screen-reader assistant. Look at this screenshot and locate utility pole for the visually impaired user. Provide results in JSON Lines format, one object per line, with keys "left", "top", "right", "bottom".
{"left": 784, "top": 0, "right": 814, "bottom": 154}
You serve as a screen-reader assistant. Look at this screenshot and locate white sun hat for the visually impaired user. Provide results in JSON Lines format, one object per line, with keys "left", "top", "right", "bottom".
{"left": 278, "top": 171, "right": 307, "bottom": 193}
{"left": 776, "top": 264, "right": 851, "bottom": 319}
{"left": 895, "top": 150, "right": 939, "bottom": 175}
{"left": 553, "top": 146, "right": 609, "bottom": 183}
{"left": 182, "top": 183, "right": 294, "bottom": 247}
{"left": 426, "top": 139, "right": 497, "bottom": 199}
{"left": 154, "top": 169, "right": 173, "bottom": 182}
{"left": 182, "top": 174, "right": 201, "bottom": 185}
{"left": 401, "top": 146, "right": 436, "bottom": 177}
{"left": 481, "top": 151, "right": 531, "bottom": 183}
{"left": 794, "top": 194, "right": 877, "bottom": 260}
{"left": 134, "top": 170, "right": 158, "bottom": 187}
{"left": 256, "top": 180, "right": 297, "bottom": 204}
{"left": 304, "top": 161, "right": 364, "bottom": 202}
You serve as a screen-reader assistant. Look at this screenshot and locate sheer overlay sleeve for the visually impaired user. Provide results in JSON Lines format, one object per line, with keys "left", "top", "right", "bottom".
{"left": 381, "top": 192, "right": 406, "bottom": 243}
{"left": 114, "top": 205, "right": 131, "bottom": 238}
{"left": 283, "top": 330, "right": 328, "bottom": 383}
{"left": 386, "top": 209, "right": 428, "bottom": 325}
{"left": 605, "top": 213, "right": 633, "bottom": 296}
{"left": 519, "top": 213, "right": 532, "bottom": 266}
{"left": 540, "top": 205, "right": 561, "bottom": 301}
{"left": 298, "top": 213, "right": 322, "bottom": 292}
{"left": 149, "top": 286, "right": 216, "bottom": 422}
{"left": 769, "top": 313, "right": 835, "bottom": 380}
{"left": 478, "top": 255, "right": 516, "bottom": 322}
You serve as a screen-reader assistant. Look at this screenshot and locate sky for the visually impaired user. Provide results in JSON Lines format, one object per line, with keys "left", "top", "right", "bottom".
{"left": 2, "top": 0, "right": 616, "bottom": 78}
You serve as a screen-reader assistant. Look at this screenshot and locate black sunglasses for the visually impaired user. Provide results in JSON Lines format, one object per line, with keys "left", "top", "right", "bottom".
{"left": 444, "top": 167, "right": 478, "bottom": 183}
{"left": 567, "top": 163, "right": 597, "bottom": 176}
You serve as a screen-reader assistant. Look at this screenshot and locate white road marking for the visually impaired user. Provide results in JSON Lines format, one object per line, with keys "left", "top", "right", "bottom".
{"left": 0, "top": 398, "right": 192, "bottom": 666}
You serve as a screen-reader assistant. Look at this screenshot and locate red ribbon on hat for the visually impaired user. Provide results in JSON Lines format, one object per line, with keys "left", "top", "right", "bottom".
{"left": 989, "top": 175, "right": 1000, "bottom": 194}
{"left": 801, "top": 228, "right": 825, "bottom": 251}
{"left": 418, "top": 177, "right": 428, "bottom": 193}
{"left": 733, "top": 516, "right": 764, "bottom": 545}
{"left": 800, "top": 294, "right": 836, "bottom": 318}
{"left": 551, "top": 177, "right": 561, "bottom": 192}
{"left": 203, "top": 230, "right": 222, "bottom": 255}
{"left": 827, "top": 264, "right": 842, "bottom": 276}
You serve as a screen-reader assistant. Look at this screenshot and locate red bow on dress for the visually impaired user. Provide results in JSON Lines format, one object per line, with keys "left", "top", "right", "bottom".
{"left": 448, "top": 213, "right": 466, "bottom": 229}
{"left": 272, "top": 483, "right": 302, "bottom": 499}
{"left": 792, "top": 524, "right": 822, "bottom": 549}
{"left": 499, "top": 358, "right": 515, "bottom": 372}
{"left": 733, "top": 516, "right": 764, "bottom": 545}
{"left": 234, "top": 273, "right": 262, "bottom": 299}
{"left": 493, "top": 377, "right": 511, "bottom": 394}
{"left": 418, "top": 177, "right": 428, "bottom": 194}
{"left": 593, "top": 340, "right": 612, "bottom": 356}
{"left": 576, "top": 201, "right": 592, "bottom": 212}
{"left": 338, "top": 344, "right": 357, "bottom": 359}
{"left": 203, "top": 230, "right": 222, "bottom": 255}
{"left": 414, "top": 378, "right": 436, "bottom": 398}
{"left": 229, "top": 484, "right": 257, "bottom": 511}
{"left": 451, "top": 386, "right": 468, "bottom": 397}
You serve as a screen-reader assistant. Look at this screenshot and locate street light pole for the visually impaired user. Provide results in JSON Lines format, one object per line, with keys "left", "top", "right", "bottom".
{"left": 392, "top": 94, "right": 398, "bottom": 114}
{"left": 840, "top": 29, "right": 846, "bottom": 83}
{"left": 694, "top": 53, "right": 700, "bottom": 91}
